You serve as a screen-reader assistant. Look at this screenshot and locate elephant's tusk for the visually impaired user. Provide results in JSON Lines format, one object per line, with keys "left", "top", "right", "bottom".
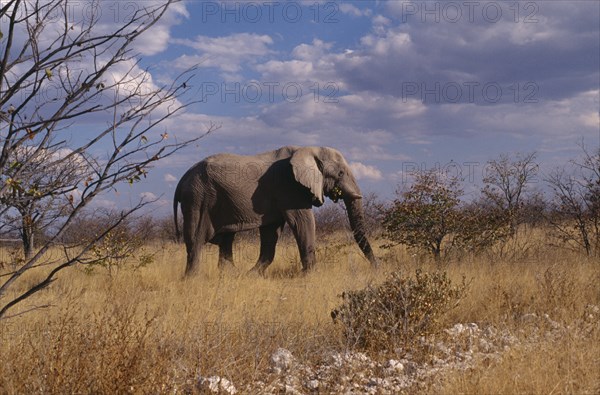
{"left": 346, "top": 192, "right": 362, "bottom": 200}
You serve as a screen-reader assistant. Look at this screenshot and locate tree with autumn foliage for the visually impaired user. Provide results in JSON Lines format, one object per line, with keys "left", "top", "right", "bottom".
{"left": 0, "top": 145, "right": 90, "bottom": 259}
{"left": 383, "top": 170, "right": 463, "bottom": 261}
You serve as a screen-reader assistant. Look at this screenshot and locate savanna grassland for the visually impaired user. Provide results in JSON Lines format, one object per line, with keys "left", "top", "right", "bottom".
{"left": 0, "top": 228, "right": 599, "bottom": 394}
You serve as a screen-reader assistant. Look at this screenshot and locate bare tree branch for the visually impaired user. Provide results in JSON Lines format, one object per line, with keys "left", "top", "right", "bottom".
{"left": 0, "top": 0, "right": 213, "bottom": 319}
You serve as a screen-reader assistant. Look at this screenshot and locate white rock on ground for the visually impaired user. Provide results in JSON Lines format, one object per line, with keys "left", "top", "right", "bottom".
{"left": 250, "top": 321, "right": 562, "bottom": 394}
{"left": 270, "top": 347, "right": 297, "bottom": 374}
{"left": 197, "top": 376, "right": 237, "bottom": 394}
{"left": 385, "top": 359, "right": 404, "bottom": 374}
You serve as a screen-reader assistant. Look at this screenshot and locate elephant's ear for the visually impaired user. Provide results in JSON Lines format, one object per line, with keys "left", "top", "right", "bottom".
{"left": 290, "top": 148, "right": 324, "bottom": 205}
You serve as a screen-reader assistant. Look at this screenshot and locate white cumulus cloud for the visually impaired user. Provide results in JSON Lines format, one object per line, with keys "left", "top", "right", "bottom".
{"left": 173, "top": 33, "right": 273, "bottom": 76}
{"left": 349, "top": 162, "right": 383, "bottom": 181}
{"left": 164, "top": 173, "right": 178, "bottom": 183}
{"left": 140, "top": 192, "right": 158, "bottom": 201}
{"left": 339, "top": 3, "right": 372, "bottom": 17}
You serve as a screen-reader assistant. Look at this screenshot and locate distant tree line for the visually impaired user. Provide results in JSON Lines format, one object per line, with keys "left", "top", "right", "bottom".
{"left": 381, "top": 146, "right": 599, "bottom": 260}
{"left": 2, "top": 146, "right": 598, "bottom": 279}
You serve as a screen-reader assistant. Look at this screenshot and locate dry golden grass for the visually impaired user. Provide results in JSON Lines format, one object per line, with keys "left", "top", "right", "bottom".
{"left": 441, "top": 333, "right": 600, "bottom": 395}
{"left": 0, "top": 229, "right": 598, "bottom": 394}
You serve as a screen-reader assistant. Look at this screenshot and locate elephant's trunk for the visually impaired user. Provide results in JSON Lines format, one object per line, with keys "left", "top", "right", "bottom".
{"left": 344, "top": 197, "right": 378, "bottom": 267}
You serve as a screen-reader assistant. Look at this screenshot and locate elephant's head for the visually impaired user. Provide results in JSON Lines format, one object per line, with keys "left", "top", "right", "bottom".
{"left": 290, "top": 147, "right": 378, "bottom": 267}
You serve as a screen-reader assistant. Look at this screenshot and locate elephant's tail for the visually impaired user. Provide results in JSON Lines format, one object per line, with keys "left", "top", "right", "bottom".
{"left": 173, "top": 185, "right": 181, "bottom": 242}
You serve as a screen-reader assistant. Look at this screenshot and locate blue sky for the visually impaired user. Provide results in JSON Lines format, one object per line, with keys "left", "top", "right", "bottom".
{"left": 105, "top": 1, "right": 599, "bottom": 212}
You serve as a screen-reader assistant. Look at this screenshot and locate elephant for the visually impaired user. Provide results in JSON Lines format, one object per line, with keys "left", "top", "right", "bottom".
{"left": 173, "top": 146, "right": 378, "bottom": 276}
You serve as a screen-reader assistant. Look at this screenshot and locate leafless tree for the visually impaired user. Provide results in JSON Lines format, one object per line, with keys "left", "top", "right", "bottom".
{"left": 546, "top": 144, "right": 600, "bottom": 257}
{"left": 0, "top": 1, "right": 215, "bottom": 319}
{"left": 153, "top": 215, "right": 179, "bottom": 242}
{"left": 482, "top": 152, "right": 540, "bottom": 233}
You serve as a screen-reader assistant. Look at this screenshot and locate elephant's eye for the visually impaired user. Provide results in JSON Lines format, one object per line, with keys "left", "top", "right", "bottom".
{"left": 338, "top": 170, "right": 344, "bottom": 178}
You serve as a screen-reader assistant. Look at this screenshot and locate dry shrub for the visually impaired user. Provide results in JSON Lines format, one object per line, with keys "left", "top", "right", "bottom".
{"left": 536, "top": 264, "right": 577, "bottom": 313}
{"left": 331, "top": 269, "right": 469, "bottom": 351}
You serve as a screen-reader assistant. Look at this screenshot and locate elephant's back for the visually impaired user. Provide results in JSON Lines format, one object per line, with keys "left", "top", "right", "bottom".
{"left": 203, "top": 153, "right": 266, "bottom": 185}
{"left": 203, "top": 146, "right": 299, "bottom": 163}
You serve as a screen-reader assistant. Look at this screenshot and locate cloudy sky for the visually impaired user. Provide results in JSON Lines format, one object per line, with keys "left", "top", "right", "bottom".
{"left": 105, "top": 0, "right": 598, "bottom": 211}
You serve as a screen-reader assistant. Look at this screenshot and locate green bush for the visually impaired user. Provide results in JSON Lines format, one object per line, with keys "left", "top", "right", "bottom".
{"left": 332, "top": 270, "right": 469, "bottom": 351}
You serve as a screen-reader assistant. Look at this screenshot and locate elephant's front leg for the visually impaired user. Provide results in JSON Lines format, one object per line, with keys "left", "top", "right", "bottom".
{"left": 218, "top": 232, "right": 236, "bottom": 269}
{"left": 284, "top": 209, "right": 317, "bottom": 271}
{"left": 248, "top": 222, "right": 284, "bottom": 276}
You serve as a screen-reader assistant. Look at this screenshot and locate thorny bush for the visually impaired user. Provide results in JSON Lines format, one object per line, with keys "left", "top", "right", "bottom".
{"left": 332, "top": 270, "right": 469, "bottom": 352}
{"left": 85, "top": 228, "right": 154, "bottom": 277}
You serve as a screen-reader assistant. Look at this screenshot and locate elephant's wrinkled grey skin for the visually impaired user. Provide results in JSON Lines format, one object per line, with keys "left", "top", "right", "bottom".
{"left": 173, "top": 146, "right": 378, "bottom": 276}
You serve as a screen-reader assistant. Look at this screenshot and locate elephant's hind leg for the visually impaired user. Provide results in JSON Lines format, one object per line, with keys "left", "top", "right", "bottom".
{"left": 183, "top": 205, "right": 212, "bottom": 276}
{"left": 218, "top": 232, "right": 236, "bottom": 269}
{"left": 249, "top": 222, "right": 284, "bottom": 275}
{"left": 182, "top": 207, "right": 199, "bottom": 275}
